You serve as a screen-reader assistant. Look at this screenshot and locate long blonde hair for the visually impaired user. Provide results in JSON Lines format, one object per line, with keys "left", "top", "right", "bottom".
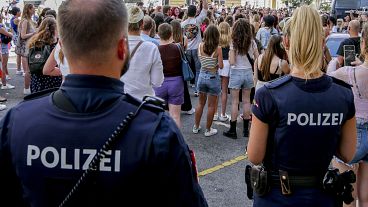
{"left": 218, "top": 22, "right": 231, "bottom": 48}
{"left": 289, "top": 6, "right": 323, "bottom": 79}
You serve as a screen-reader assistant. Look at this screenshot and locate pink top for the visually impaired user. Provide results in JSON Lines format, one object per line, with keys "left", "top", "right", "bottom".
{"left": 330, "top": 65, "right": 368, "bottom": 120}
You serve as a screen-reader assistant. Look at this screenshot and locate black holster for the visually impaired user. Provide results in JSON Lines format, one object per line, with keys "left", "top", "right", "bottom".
{"left": 250, "top": 165, "right": 270, "bottom": 197}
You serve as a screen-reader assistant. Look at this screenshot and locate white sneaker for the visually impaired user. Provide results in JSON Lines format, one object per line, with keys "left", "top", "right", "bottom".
{"left": 219, "top": 113, "right": 229, "bottom": 122}
{"left": 24, "top": 88, "right": 31, "bottom": 95}
{"left": 213, "top": 113, "right": 218, "bottom": 121}
{"left": 204, "top": 128, "right": 218, "bottom": 137}
{"left": 183, "top": 108, "right": 195, "bottom": 115}
{"left": 192, "top": 125, "right": 202, "bottom": 134}
{"left": 6, "top": 75, "right": 11, "bottom": 80}
{"left": 0, "top": 104, "right": 6, "bottom": 111}
{"left": 1, "top": 84, "right": 15, "bottom": 89}
{"left": 16, "top": 70, "right": 24, "bottom": 75}
{"left": 194, "top": 92, "right": 199, "bottom": 97}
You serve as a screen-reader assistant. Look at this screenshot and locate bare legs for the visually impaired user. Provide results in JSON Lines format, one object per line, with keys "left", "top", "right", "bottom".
{"left": 195, "top": 92, "right": 218, "bottom": 130}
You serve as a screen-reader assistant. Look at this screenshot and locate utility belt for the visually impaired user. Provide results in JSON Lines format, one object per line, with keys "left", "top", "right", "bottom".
{"left": 245, "top": 165, "right": 356, "bottom": 206}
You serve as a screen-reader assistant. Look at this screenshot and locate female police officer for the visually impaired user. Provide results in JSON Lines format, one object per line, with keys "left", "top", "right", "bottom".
{"left": 247, "top": 6, "right": 357, "bottom": 207}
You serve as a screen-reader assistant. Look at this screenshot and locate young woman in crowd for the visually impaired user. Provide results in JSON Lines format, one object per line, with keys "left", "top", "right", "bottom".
{"left": 0, "top": 15, "right": 14, "bottom": 90}
{"left": 170, "top": 7, "right": 181, "bottom": 20}
{"left": 193, "top": 25, "right": 223, "bottom": 137}
{"left": 16, "top": 3, "right": 36, "bottom": 95}
{"left": 10, "top": 7, "right": 23, "bottom": 75}
{"left": 224, "top": 19, "right": 259, "bottom": 139}
{"left": 216, "top": 22, "right": 231, "bottom": 122}
{"left": 155, "top": 23, "right": 184, "bottom": 127}
{"left": 248, "top": 6, "right": 356, "bottom": 206}
{"left": 27, "top": 17, "right": 62, "bottom": 93}
{"left": 254, "top": 35, "right": 290, "bottom": 91}
{"left": 171, "top": 20, "right": 195, "bottom": 115}
{"left": 330, "top": 23, "right": 368, "bottom": 207}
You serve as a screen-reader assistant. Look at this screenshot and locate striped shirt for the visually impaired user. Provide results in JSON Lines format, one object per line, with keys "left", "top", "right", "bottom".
{"left": 198, "top": 43, "right": 218, "bottom": 71}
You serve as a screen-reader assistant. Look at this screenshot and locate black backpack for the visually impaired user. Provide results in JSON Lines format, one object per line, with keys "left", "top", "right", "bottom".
{"left": 0, "top": 34, "right": 12, "bottom": 44}
{"left": 28, "top": 41, "right": 51, "bottom": 74}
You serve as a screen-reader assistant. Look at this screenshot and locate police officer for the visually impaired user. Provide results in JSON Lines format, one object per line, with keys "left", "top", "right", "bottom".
{"left": 0, "top": 0, "right": 208, "bottom": 207}
{"left": 247, "top": 6, "right": 357, "bottom": 207}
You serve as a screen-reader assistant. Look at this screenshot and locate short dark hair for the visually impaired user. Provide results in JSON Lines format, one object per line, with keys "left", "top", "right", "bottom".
{"left": 187, "top": 5, "right": 196, "bottom": 17}
{"left": 163, "top": 5, "right": 171, "bottom": 15}
{"left": 58, "top": 0, "right": 128, "bottom": 62}
{"left": 45, "top": 9, "right": 57, "bottom": 18}
{"left": 158, "top": 23, "right": 172, "bottom": 40}
{"left": 263, "top": 15, "right": 275, "bottom": 27}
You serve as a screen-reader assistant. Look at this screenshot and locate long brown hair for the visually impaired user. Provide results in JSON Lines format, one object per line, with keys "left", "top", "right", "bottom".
{"left": 232, "top": 19, "right": 252, "bottom": 56}
{"left": 259, "top": 35, "right": 286, "bottom": 80}
{"left": 203, "top": 25, "right": 219, "bottom": 56}
{"left": 28, "top": 17, "right": 57, "bottom": 48}
{"left": 171, "top": 20, "right": 183, "bottom": 44}
{"left": 21, "top": 4, "right": 34, "bottom": 21}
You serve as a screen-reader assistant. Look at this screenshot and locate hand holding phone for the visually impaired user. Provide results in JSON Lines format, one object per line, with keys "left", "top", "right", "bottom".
{"left": 344, "top": 45, "right": 356, "bottom": 67}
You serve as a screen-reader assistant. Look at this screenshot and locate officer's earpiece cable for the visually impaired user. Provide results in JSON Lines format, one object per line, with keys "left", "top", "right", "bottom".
{"left": 58, "top": 98, "right": 156, "bottom": 207}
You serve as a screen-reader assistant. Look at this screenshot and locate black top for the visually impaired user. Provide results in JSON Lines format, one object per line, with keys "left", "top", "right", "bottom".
{"left": 257, "top": 63, "right": 281, "bottom": 82}
{"left": 222, "top": 46, "right": 230, "bottom": 60}
{"left": 336, "top": 37, "right": 361, "bottom": 57}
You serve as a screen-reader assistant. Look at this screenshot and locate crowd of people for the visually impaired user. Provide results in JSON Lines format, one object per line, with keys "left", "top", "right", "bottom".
{"left": 0, "top": 0, "right": 367, "bottom": 206}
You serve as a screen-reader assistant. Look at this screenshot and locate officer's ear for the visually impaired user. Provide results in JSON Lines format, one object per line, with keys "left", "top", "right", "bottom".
{"left": 117, "top": 36, "right": 128, "bottom": 61}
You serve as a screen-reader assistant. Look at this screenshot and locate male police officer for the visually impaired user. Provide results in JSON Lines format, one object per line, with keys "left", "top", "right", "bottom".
{"left": 0, "top": 0, "right": 208, "bottom": 206}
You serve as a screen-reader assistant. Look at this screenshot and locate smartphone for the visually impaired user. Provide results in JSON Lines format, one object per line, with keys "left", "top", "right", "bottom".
{"left": 344, "top": 45, "right": 356, "bottom": 66}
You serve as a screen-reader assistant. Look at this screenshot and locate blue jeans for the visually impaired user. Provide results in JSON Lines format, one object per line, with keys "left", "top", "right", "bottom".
{"left": 185, "top": 49, "right": 201, "bottom": 91}
{"left": 350, "top": 118, "right": 368, "bottom": 163}
{"left": 228, "top": 69, "right": 254, "bottom": 89}
{"left": 197, "top": 70, "right": 221, "bottom": 96}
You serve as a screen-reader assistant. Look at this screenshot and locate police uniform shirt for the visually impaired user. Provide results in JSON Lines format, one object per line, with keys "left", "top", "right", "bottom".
{"left": 252, "top": 75, "right": 355, "bottom": 176}
{"left": 0, "top": 75, "right": 208, "bottom": 207}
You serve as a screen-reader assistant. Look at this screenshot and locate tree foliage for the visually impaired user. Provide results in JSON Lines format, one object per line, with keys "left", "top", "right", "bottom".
{"left": 281, "top": 0, "right": 314, "bottom": 7}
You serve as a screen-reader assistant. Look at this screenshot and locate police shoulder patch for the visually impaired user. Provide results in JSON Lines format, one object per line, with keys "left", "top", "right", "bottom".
{"left": 330, "top": 76, "right": 352, "bottom": 89}
{"left": 264, "top": 75, "right": 292, "bottom": 89}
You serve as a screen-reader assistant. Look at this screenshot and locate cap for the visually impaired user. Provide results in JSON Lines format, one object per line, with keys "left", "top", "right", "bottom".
{"left": 128, "top": 6, "right": 144, "bottom": 24}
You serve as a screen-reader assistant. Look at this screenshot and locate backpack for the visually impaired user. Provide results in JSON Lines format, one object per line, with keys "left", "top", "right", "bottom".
{"left": 28, "top": 41, "right": 51, "bottom": 74}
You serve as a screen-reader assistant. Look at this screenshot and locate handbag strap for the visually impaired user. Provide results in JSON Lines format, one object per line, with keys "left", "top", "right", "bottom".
{"left": 176, "top": 43, "right": 187, "bottom": 61}
{"left": 130, "top": 41, "right": 143, "bottom": 60}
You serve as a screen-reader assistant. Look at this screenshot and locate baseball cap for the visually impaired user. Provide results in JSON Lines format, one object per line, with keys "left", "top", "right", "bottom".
{"left": 128, "top": 6, "right": 144, "bottom": 24}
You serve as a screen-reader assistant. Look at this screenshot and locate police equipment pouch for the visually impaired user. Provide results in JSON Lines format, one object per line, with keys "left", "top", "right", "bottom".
{"left": 323, "top": 168, "right": 356, "bottom": 206}
{"left": 57, "top": 93, "right": 165, "bottom": 207}
{"left": 250, "top": 165, "right": 270, "bottom": 196}
{"left": 279, "top": 170, "right": 292, "bottom": 195}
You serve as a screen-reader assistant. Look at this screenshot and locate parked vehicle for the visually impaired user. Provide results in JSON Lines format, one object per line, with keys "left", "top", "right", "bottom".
{"left": 326, "top": 33, "right": 350, "bottom": 58}
{"left": 331, "top": 0, "right": 368, "bottom": 18}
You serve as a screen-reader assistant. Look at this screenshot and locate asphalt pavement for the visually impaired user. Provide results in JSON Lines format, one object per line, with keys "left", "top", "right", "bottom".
{"left": 1, "top": 56, "right": 253, "bottom": 207}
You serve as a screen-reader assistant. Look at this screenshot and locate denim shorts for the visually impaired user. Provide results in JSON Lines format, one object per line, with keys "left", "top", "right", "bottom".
{"left": 154, "top": 76, "right": 184, "bottom": 105}
{"left": 1, "top": 43, "right": 9, "bottom": 55}
{"left": 197, "top": 70, "right": 221, "bottom": 96}
{"left": 228, "top": 69, "right": 254, "bottom": 89}
{"left": 350, "top": 118, "right": 368, "bottom": 164}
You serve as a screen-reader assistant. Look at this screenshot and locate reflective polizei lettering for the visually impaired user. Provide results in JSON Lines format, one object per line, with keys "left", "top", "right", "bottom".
{"left": 26, "top": 145, "right": 121, "bottom": 172}
{"left": 287, "top": 113, "right": 344, "bottom": 126}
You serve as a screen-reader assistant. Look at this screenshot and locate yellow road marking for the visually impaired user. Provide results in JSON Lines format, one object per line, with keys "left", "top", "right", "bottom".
{"left": 198, "top": 154, "right": 248, "bottom": 177}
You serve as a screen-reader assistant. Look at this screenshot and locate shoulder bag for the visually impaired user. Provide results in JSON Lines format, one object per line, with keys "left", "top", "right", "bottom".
{"left": 176, "top": 43, "right": 194, "bottom": 81}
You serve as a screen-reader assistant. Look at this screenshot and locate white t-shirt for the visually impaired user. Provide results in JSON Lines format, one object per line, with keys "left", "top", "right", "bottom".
{"left": 181, "top": 9, "right": 207, "bottom": 50}
{"left": 54, "top": 43, "right": 70, "bottom": 76}
{"left": 231, "top": 40, "right": 258, "bottom": 70}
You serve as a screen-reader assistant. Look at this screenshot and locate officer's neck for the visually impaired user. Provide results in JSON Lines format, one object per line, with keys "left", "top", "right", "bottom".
{"left": 291, "top": 67, "right": 323, "bottom": 79}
